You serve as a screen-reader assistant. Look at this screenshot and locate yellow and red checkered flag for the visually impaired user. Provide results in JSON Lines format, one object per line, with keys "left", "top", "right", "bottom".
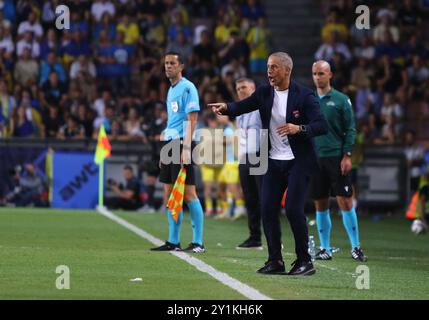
{"left": 94, "top": 123, "right": 111, "bottom": 165}
{"left": 167, "top": 167, "right": 187, "bottom": 223}
{"left": 93, "top": 123, "right": 112, "bottom": 207}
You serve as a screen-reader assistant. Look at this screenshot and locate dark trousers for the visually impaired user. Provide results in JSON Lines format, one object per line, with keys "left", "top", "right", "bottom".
{"left": 261, "top": 159, "right": 311, "bottom": 262}
{"left": 239, "top": 164, "right": 262, "bottom": 241}
{"left": 105, "top": 197, "right": 140, "bottom": 211}
{"left": 410, "top": 177, "right": 420, "bottom": 194}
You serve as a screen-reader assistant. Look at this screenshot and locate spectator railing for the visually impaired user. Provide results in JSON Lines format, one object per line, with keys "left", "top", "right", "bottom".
{"left": 0, "top": 137, "right": 152, "bottom": 155}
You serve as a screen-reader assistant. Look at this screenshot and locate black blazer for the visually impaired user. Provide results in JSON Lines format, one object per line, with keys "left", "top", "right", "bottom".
{"left": 226, "top": 81, "right": 328, "bottom": 175}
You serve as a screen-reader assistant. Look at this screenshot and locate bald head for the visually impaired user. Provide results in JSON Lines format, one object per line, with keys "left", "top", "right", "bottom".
{"left": 313, "top": 60, "right": 331, "bottom": 72}
{"left": 312, "top": 60, "right": 332, "bottom": 92}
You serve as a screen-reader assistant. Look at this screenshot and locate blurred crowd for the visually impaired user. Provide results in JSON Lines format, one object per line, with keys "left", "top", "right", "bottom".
{"left": 2, "top": 0, "right": 429, "bottom": 210}
{"left": 317, "top": 0, "right": 429, "bottom": 146}
{"left": 0, "top": 0, "right": 271, "bottom": 145}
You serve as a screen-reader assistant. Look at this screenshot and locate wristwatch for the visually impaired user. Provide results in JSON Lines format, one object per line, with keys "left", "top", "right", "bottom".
{"left": 299, "top": 125, "right": 306, "bottom": 133}
{"left": 344, "top": 152, "right": 352, "bottom": 157}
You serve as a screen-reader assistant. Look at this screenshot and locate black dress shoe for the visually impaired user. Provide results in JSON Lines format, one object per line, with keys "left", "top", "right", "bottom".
{"left": 236, "top": 238, "right": 263, "bottom": 250}
{"left": 288, "top": 260, "right": 316, "bottom": 276}
{"left": 257, "top": 260, "right": 286, "bottom": 275}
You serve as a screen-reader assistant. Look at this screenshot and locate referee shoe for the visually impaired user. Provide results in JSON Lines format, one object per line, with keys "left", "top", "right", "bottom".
{"left": 315, "top": 249, "right": 332, "bottom": 260}
{"left": 150, "top": 241, "right": 181, "bottom": 251}
{"left": 183, "top": 243, "right": 205, "bottom": 253}
{"left": 351, "top": 247, "right": 368, "bottom": 262}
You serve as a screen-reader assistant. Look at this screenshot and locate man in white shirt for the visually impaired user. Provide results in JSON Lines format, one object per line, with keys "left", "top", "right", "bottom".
{"left": 209, "top": 52, "right": 328, "bottom": 276}
{"left": 17, "top": 11, "right": 44, "bottom": 40}
{"left": 92, "top": 89, "right": 113, "bottom": 120}
{"left": 315, "top": 32, "right": 352, "bottom": 63}
{"left": 221, "top": 57, "right": 247, "bottom": 80}
{"left": 14, "top": 47, "right": 39, "bottom": 86}
{"left": 70, "top": 54, "right": 97, "bottom": 80}
{"left": 0, "top": 28, "right": 14, "bottom": 56}
{"left": 91, "top": 0, "right": 116, "bottom": 22}
{"left": 16, "top": 31, "right": 40, "bottom": 58}
{"left": 373, "top": 9, "right": 399, "bottom": 43}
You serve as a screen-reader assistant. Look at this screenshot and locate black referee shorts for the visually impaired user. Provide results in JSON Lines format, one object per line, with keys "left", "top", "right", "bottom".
{"left": 311, "top": 156, "right": 353, "bottom": 199}
{"left": 159, "top": 140, "right": 196, "bottom": 185}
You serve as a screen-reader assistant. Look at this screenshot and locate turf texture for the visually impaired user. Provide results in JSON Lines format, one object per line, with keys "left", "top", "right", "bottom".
{"left": 0, "top": 207, "right": 428, "bottom": 300}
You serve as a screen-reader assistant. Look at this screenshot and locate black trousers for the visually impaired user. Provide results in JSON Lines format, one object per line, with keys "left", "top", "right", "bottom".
{"left": 261, "top": 158, "right": 311, "bottom": 262}
{"left": 105, "top": 197, "right": 140, "bottom": 211}
{"left": 239, "top": 164, "right": 262, "bottom": 241}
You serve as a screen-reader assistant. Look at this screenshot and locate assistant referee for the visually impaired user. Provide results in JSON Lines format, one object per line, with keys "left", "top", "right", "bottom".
{"left": 311, "top": 60, "right": 367, "bottom": 262}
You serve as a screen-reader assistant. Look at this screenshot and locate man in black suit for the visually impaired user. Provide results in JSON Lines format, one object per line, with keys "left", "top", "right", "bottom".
{"left": 209, "top": 52, "right": 327, "bottom": 276}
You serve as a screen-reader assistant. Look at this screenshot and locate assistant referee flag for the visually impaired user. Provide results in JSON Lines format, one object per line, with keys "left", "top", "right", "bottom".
{"left": 94, "top": 124, "right": 111, "bottom": 165}
{"left": 167, "top": 167, "right": 187, "bottom": 223}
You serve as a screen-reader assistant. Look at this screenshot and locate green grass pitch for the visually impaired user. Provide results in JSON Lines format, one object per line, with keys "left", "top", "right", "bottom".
{"left": 0, "top": 207, "right": 428, "bottom": 300}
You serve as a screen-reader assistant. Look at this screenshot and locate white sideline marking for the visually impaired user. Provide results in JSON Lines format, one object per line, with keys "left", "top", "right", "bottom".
{"left": 97, "top": 206, "right": 272, "bottom": 300}
{"left": 316, "top": 262, "right": 355, "bottom": 276}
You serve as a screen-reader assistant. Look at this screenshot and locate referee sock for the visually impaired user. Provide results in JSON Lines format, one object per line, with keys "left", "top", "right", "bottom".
{"left": 341, "top": 208, "right": 360, "bottom": 249}
{"left": 316, "top": 210, "right": 331, "bottom": 253}
{"left": 167, "top": 209, "right": 183, "bottom": 245}
{"left": 188, "top": 198, "right": 204, "bottom": 246}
